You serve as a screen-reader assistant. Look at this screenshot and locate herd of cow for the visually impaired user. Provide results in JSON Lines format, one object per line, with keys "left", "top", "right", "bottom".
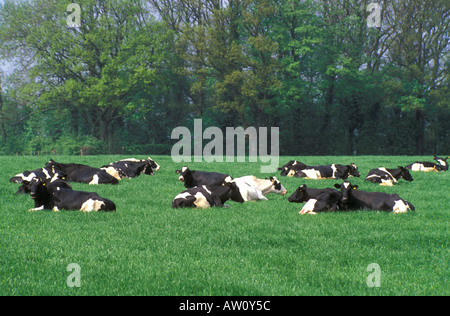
{"left": 8, "top": 155, "right": 448, "bottom": 215}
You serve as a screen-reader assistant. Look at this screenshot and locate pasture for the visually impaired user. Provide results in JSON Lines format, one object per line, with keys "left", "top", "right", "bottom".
{"left": 0, "top": 155, "right": 448, "bottom": 296}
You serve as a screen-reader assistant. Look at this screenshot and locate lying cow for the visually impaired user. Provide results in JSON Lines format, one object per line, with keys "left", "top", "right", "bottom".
{"left": 405, "top": 156, "right": 448, "bottom": 172}
{"left": 334, "top": 182, "right": 415, "bottom": 214}
{"left": 101, "top": 157, "right": 160, "bottom": 180}
{"left": 46, "top": 159, "right": 119, "bottom": 185}
{"left": 288, "top": 184, "right": 338, "bottom": 203}
{"left": 25, "top": 178, "right": 116, "bottom": 212}
{"left": 10, "top": 166, "right": 67, "bottom": 194}
{"left": 225, "top": 176, "right": 288, "bottom": 201}
{"left": 176, "top": 167, "right": 230, "bottom": 189}
{"left": 365, "top": 166, "right": 414, "bottom": 186}
{"left": 299, "top": 190, "right": 342, "bottom": 215}
{"left": 290, "top": 164, "right": 361, "bottom": 180}
{"left": 172, "top": 183, "right": 245, "bottom": 209}
{"left": 278, "top": 160, "right": 307, "bottom": 177}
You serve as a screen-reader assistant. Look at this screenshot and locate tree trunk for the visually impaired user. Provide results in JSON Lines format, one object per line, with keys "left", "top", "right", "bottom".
{"left": 0, "top": 76, "right": 7, "bottom": 144}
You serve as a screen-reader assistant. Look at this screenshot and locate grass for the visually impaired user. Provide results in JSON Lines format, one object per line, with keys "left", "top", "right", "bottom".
{"left": 0, "top": 155, "right": 448, "bottom": 296}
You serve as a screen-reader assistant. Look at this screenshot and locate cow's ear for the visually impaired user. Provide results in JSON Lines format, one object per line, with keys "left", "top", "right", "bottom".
{"left": 300, "top": 184, "right": 306, "bottom": 191}
{"left": 270, "top": 177, "right": 275, "bottom": 182}
{"left": 176, "top": 170, "right": 180, "bottom": 174}
{"left": 334, "top": 184, "right": 341, "bottom": 189}
{"left": 352, "top": 185, "right": 358, "bottom": 190}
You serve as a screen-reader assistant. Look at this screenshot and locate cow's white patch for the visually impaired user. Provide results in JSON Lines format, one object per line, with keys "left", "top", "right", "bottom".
{"left": 411, "top": 164, "right": 437, "bottom": 172}
{"left": 392, "top": 200, "right": 409, "bottom": 214}
{"left": 343, "top": 182, "right": 351, "bottom": 189}
{"left": 174, "top": 192, "right": 192, "bottom": 200}
{"left": 380, "top": 179, "right": 395, "bottom": 187}
{"left": 302, "top": 169, "right": 322, "bottom": 179}
{"left": 202, "top": 185, "right": 213, "bottom": 196}
{"left": 379, "top": 168, "right": 396, "bottom": 182}
{"left": 224, "top": 176, "right": 233, "bottom": 183}
{"left": 331, "top": 164, "right": 338, "bottom": 178}
{"left": 89, "top": 174, "right": 100, "bottom": 185}
{"left": 120, "top": 158, "right": 141, "bottom": 162}
{"left": 29, "top": 205, "right": 45, "bottom": 212}
{"left": 20, "top": 172, "right": 37, "bottom": 182}
{"left": 52, "top": 206, "right": 60, "bottom": 212}
{"left": 193, "top": 193, "right": 211, "bottom": 209}
{"left": 41, "top": 168, "right": 51, "bottom": 179}
{"left": 181, "top": 167, "right": 188, "bottom": 173}
{"left": 300, "top": 199, "right": 318, "bottom": 215}
{"left": 81, "top": 199, "right": 105, "bottom": 212}
{"left": 102, "top": 167, "right": 121, "bottom": 180}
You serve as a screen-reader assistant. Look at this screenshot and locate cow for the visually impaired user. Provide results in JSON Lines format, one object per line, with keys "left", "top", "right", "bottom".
{"left": 176, "top": 167, "right": 231, "bottom": 189}
{"left": 433, "top": 156, "right": 449, "bottom": 171}
{"left": 10, "top": 166, "right": 67, "bottom": 194}
{"left": 172, "top": 183, "right": 245, "bottom": 209}
{"left": 290, "top": 164, "right": 361, "bottom": 180}
{"left": 278, "top": 160, "right": 307, "bottom": 177}
{"left": 299, "top": 190, "right": 342, "bottom": 215}
{"left": 405, "top": 156, "right": 448, "bottom": 172}
{"left": 224, "top": 176, "right": 288, "bottom": 201}
{"left": 101, "top": 157, "right": 160, "bottom": 180}
{"left": 46, "top": 159, "right": 119, "bottom": 185}
{"left": 365, "top": 166, "right": 414, "bottom": 186}
{"left": 334, "top": 182, "right": 415, "bottom": 213}
{"left": 288, "top": 184, "right": 338, "bottom": 203}
{"left": 25, "top": 178, "right": 116, "bottom": 212}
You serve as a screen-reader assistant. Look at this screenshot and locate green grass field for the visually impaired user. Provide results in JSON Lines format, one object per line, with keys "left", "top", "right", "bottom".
{"left": 0, "top": 155, "right": 448, "bottom": 296}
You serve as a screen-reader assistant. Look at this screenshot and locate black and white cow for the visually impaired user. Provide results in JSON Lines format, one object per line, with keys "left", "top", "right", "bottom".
{"left": 172, "top": 183, "right": 245, "bottom": 209}
{"left": 176, "top": 167, "right": 231, "bottom": 189}
{"left": 433, "top": 156, "right": 449, "bottom": 171}
{"left": 334, "top": 182, "right": 415, "bottom": 213}
{"left": 365, "top": 166, "right": 414, "bottom": 186}
{"left": 406, "top": 156, "right": 444, "bottom": 172}
{"left": 299, "top": 190, "right": 342, "bottom": 215}
{"left": 46, "top": 159, "right": 119, "bottom": 185}
{"left": 278, "top": 160, "right": 307, "bottom": 177}
{"left": 101, "top": 157, "right": 160, "bottom": 180}
{"left": 290, "top": 164, "right": 361, "bottom": 180}
{"left": 10, "top": 166, "right": 67, "bottom": 194}
{"left": 225, "top": 176, "right": 288, "bottom": 201}
{"left": 25, "top": 178, "right": 116, "bottom": 212}
{"left": 288, "top": 184, "right": 338, "bottom": 203}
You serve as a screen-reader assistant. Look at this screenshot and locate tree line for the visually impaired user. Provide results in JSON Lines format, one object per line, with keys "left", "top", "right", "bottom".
{"left": 0, "top": 0, "right": 448, "bottom": 156}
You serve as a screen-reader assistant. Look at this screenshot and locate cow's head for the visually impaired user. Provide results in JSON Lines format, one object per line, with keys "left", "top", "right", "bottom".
{"left": 348, "top": 164, "right": 361, "bottom": 178}
{"left": 334, "top": 181, "right": 358, "bottom": 205}
{"left": 175, "top": 167, "right": 191, "bottom": 182}
{"left": 224, "top": 181, "right": 245, "bottom": 203}
{"left": 398, "top": 166, "right": 414, "bottom": 182}
{"left": 434, "top": 156, "right": 449, "bottom": 170}
{"left": 147, "top": 157, "right": 160, "bottom": 172}
{"left": 288, "top": 184, "right": 308, "bottom": 203}
{"left": 267, "top": 177, "right": 288, "bottom": 196}
{"left": 23, "top": 178, "right": 49, "bottom": 201}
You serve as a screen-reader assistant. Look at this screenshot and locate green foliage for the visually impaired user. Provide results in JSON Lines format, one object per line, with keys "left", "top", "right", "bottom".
{"left": 0, "top": 0, "right": 449, "bottom": 156}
